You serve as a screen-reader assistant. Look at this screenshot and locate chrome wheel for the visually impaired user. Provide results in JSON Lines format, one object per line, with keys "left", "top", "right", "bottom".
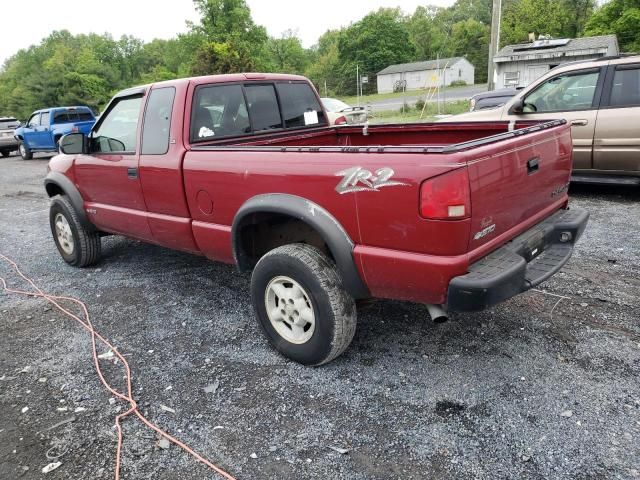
{"left": 264, "top": 275, "right": 315, "bottom": 344}
{"left": 19, "top": 144, "right": 26, "bottom": 156}
{"left": 54, "top": 213, "right": 74, "bottom": 255}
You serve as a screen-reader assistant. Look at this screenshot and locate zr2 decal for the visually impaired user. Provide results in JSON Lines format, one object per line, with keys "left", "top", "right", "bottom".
{"left": 335, "top": 166, "right": 409, "bottom": 194}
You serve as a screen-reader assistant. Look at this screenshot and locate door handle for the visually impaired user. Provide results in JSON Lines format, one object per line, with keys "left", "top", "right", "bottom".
{"left": 571, "top": 119, "right": 588, "bottom": 126}
{"left": 527, "top": 157, "right": 539, "bottom": 174}
{"left": 127, "top": 167, "right": 138, "bottom": 179}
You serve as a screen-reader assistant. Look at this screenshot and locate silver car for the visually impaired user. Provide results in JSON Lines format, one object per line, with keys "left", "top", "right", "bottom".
{"left": 0, "top": 117, "right": 21, "bottom": 157}
{"left": 448, "top": 56, "right": 640, "bottom": 185}
{"left": 321, "top": 98, "right": 368, "bottom": 125}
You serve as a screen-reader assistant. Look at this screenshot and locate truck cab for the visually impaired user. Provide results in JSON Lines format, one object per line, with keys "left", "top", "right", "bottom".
{"left": 15, "top": 106, "right": 96, "bottom": 160}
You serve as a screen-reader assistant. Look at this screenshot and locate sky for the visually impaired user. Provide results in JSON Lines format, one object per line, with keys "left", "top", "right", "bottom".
{"left": 0, "top": 0, "right": 454, "bottom": 67}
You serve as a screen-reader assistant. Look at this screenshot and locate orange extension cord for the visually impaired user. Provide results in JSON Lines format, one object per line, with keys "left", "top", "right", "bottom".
{"left": 0, "top": 253, "right": 237, "bottom": 480}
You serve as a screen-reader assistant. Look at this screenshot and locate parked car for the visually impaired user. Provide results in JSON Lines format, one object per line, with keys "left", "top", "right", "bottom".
{"left": 46, "top": 73, "right": 587, "bottom": 366}
{"left": 14, "top": 106, "right": 96, "bottom": 160}
{"left": 469, "top": 87, "right": 520, "bottom": 111}
{"left": 448, "top": 55, "right": 640, "bottom": 185}
{"left": 0, "top": 117, "right": 21, "bottom": 157}
{"left": 321, "top": 97, "right": 367, "bottom": 125}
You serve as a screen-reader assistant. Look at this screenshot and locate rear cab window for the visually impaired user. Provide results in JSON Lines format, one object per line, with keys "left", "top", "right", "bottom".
{"left": 190, "top": 80, "right": 326, "bottom": 143}
{"left": 53, "top": 109, "right": 95, "bottom": 124}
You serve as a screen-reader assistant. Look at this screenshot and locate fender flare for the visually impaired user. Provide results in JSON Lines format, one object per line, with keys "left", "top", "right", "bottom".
{"left": 44, "top": 171, "right": 95, "bottom": 232}
{"left": 232, "top": 194, "right": 369, "bottom": 299}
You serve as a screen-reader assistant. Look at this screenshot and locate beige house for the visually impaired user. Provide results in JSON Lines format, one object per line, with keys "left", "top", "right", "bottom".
{"left": 376, "top": 57, "right": 475, "bottom": 94}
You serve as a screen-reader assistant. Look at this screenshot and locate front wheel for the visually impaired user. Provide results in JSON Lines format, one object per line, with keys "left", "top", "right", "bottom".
{"left": 251, "top": 244, "right": 357, "bottom": 366}
{"left": 49, "top": 195, "right": 101, "bottom": 267}
{"left": 19, "top": 141, "right": 32, "bottom": 160}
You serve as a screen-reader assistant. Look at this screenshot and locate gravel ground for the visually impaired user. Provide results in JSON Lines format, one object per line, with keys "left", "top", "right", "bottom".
{"left": 0, "top": 153, "right": 639, "bottom": 480}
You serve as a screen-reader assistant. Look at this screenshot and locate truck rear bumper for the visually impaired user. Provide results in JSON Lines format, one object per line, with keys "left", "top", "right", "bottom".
{"left": 447, "top": 207, "right": 589, "bottom": 312}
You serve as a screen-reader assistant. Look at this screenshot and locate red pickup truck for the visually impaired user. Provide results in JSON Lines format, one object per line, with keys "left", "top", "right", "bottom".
{"left": 45, "top": 73, "right": 588, "bottom": 365}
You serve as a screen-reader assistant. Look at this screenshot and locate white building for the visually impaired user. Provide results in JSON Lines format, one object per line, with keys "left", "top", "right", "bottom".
{"left": 493, "top": 35, "right": 619, "bottom": 90}
{"left": 376, "top": 57, "right": 475, "bottom": 94}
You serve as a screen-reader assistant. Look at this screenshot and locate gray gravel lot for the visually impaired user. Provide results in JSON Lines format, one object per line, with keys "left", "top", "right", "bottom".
{"left": 0, "top": 153, "right": 639, "bottom": 480}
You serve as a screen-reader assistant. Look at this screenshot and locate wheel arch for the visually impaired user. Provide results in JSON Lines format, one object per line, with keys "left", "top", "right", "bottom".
{"left": 232, "top": 194, "right": 369, "bottom": 299}
{"left": 44, "top": 172, "right": 95, "bottom": 232}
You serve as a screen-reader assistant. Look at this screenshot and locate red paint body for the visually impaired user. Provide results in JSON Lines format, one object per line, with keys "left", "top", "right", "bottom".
{"left": 49, "top": 74, "right": 574, "bottom": 305}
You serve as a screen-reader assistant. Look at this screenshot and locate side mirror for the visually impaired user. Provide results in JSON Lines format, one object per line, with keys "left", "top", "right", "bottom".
{"left": 59, "top": 133, "right": 88, "bottom": 155}
{"left": 509, "top": 98, "right": 525, "bottom": 115}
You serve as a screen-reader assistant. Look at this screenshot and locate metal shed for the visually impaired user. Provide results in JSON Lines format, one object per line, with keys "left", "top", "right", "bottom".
{"left": 376, "top": 57, "right": 475, "bottom": 94}
{"left": 493, "top": 35, "right": 619, "bottom": 90}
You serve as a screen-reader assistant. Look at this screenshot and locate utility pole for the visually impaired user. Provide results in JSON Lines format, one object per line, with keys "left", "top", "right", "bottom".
{"left": 356, "top": 64, "right": 360, "bottom": 106}
{"left": 487, "top": 0, "right": 502, "bottom": 91}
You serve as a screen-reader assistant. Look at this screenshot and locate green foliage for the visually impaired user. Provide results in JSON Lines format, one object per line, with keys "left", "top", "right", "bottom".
{"left": 267, "top": 30, "right": 309, "bottom": 74}
{"left": 0, "top": 0, "right": 632, "bottom": 118}
{"left": 501, "top": 0, "right": 596, "bottom": 45}
{"left": 585, "top": 0, "right": 640, "bottom": 53}
{"left": 336, "top": 8, "right": 416, "bottom": 95}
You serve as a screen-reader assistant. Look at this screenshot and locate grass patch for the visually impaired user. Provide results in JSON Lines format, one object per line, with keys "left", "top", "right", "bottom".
{"left": 338, "top": 84, "right": 478, "bottom": 106}
{"left": 368, "top": 100, "right": 470, "bottom": 124}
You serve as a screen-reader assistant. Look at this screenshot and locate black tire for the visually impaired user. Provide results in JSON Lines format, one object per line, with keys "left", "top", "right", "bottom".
{"left": 19, "top": 141, "right": 32, "bottom": 160}
{"left": 49, "top": 195, "right": 101, "bottom": 267}
{"left": 251, "top": 243, "right": 357, "bottom": 366}
{"left": 0, "top": 150, "right": 9, "bottom": 158}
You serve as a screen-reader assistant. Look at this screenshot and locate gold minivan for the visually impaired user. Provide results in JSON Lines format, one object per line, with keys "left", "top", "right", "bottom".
{"left": 449, "top": 56, "right": 640, "bottom": 185}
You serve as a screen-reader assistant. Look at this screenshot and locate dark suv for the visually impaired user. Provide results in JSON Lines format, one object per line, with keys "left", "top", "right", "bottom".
{"left": 0, "top": 117, "right": 21, "bottom": 157}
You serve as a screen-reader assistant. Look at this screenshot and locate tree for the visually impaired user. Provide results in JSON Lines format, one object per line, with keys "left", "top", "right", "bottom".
{"left": 585, "top": 0, "right": 640, "bottom": 53}
{"left": 267, "top": 30, "right": 309, "bottom": 74}
{"left": 305, "top": 30, "right": 342, "bottom": 96}
{"left": 450, "top": 19, "right": 490, "bottom": 83}
{"left": 189, "top": 0, "right": 270, "bottom": 73}
{"left": 501, "top": 0, "right": 596, "bottom": 45}
{"left": 408, "top": 6, "right": 448, "bottom": 60}
{"left": 337, "top": 8, "right": 416, "bottom": 94}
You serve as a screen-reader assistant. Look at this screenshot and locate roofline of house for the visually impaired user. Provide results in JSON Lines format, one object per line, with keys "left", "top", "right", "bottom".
{"left": 377, "top": 57, "right": 469, "bottom": 75}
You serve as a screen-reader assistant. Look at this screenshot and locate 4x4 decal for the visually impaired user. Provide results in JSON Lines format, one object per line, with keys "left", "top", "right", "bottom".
{"left": 335, "top": 166, "right": 408, "bottom": 194}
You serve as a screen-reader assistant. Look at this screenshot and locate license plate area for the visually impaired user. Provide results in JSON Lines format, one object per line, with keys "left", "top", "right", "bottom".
{"left": 522, "top": 231, "right": 547, "bottom": 262}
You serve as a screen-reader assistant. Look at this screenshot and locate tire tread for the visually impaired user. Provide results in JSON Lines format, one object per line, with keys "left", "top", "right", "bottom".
{"left": 257, "top": 243, "right": 356, "bottom": 365}
{"left": 52, "top": 195, "right": 101, "bottom": 267}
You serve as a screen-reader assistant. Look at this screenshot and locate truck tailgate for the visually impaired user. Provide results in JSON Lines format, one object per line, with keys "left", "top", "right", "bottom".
{"left": 465, "top": 121, "right": 573, "bottom": 251}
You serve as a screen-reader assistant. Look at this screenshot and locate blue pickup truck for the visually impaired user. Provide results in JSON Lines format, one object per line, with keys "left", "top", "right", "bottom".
{"left": 14, "top": 106, "right": 96, "bottom": 160}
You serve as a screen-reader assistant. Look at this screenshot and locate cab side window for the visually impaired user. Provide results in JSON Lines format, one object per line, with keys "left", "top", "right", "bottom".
{"left": 191, "top": 85, "right": 250, "bottom": 142}
{"left": 524, "top": 70, "right": 600, "bottom": 113}
{"left": 92, "top": 96, "right": 143, "bottom": 153}
{"left": 27, "top": 113, "right": 41, "bottom": 128}
{"left": 609, "top": 66, "right": 640, "bottom": 107}
{"left": 142, "top": 87, "right": 176, "bottom": 155}
{"left": 40, "top": 112, "right": 50, "bottom": 127}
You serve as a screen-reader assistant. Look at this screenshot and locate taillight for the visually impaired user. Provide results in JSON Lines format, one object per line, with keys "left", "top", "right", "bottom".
{"left": 335, "top": 116, "right": 348, "bottom": 125}
{"left": 420, "top": 168, "right": 471, "bottom": 220}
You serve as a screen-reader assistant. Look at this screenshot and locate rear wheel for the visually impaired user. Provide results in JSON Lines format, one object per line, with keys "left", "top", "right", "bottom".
{"left": 251, "top": 244, "right": 357, "bottom": 366}
{"left": 49, "top": 195, "right": 101, "bottom": 267}
{"left": 0, "top": 150, "right": 10, "bottom": 158}
{"left": 19, "top": 141, "right": 32, "bottom": 160}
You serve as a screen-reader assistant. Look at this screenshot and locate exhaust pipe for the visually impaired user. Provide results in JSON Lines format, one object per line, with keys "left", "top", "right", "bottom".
{"left": 426, "top": 304, "right": 449, "bottom": 323}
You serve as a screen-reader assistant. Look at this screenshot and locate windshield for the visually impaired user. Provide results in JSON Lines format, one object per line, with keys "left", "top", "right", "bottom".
{"left": 321, "top": 98, "right": 350, "bottom": 112}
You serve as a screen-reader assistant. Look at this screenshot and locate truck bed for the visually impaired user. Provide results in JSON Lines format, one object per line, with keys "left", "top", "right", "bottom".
{"left": 192, "top": 120, "right": 564, "bottom": 151}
